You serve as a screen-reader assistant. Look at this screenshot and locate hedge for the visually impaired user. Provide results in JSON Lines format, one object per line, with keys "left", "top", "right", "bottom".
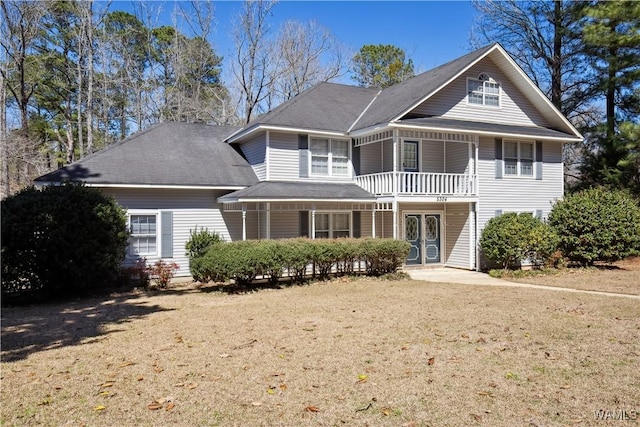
{"left": 189, "top": 238, "right": 410, "bottom": 286}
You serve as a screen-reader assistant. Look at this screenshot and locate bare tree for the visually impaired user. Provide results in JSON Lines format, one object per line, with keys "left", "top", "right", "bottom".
{"left": 0, "top": 1, "right": 49, "bottom": 191}
{"left": 271, "top": 20, "right": 347, "bottom": 105}
{"left": 231, "top": 0, "right": 278, "bottom": 124}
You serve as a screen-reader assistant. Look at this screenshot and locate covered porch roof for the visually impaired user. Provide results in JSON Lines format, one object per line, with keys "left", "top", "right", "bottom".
{"left": 391, "top": 117, "right": 582, "bottom": 142}
{"left": 217, "top": 180, "right": 376, "bottom": 204}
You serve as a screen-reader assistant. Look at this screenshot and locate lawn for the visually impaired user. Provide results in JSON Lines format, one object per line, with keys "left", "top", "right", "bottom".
{"left": 1, "top": 273, "right": 639, "bottom": 426}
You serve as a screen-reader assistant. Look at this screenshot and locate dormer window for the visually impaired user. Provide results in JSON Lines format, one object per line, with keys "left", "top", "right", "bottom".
{"left": 467, "top": 74, "right": 500, "bottom": 107}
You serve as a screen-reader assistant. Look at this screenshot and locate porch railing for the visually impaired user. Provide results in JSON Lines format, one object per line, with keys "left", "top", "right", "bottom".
{"left": 355, "top": 172, "right": 477, "bottom": 196}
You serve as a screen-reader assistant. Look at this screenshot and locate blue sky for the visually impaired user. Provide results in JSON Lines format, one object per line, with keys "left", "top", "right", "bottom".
{"left": 114, "top": 1, "right": 478, "bottom": 83}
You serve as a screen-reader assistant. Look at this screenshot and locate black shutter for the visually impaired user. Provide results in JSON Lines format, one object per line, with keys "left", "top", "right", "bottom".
{"left": 352, "top": 211, "right": 361, "bottom": 238}
{"left": 495, "top": 138, "right": 503, "bottom": 179}
{"left": 161, "top": 211, "right": 173, "bottom": 258}
{"left": 299, "top": 211, "right": 309, "bottom": 237}
{"left": 299, "top": 134, "right": 309, "bottom": 178}
{"left": 535, "top": 141, "right": 543, "bottom": 180}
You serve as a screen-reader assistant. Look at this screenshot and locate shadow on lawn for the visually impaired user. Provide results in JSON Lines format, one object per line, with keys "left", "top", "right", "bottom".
{"left": 1, "top": 292, "right": 173, "bottom": 363}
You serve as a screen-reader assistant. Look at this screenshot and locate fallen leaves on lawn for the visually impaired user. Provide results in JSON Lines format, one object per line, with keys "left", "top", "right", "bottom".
{"left": 356, "top": 374, "right": 368, "bottom": 383}
{"left": 94, "top": 405, "right": 106, "bottom": 411}
{"left": 427, "top": 357, "right": 435, "bottom": 366}
{"left": 305, "top": 405, "right": 320, "bottom": 412}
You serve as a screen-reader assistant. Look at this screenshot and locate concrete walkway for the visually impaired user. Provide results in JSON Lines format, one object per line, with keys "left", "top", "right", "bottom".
{"left": 406, "top": 268, "right": 640, "bottom": 300}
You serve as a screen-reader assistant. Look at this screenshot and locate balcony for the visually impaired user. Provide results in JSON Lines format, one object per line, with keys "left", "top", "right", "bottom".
{"left": 355, "top": 172, "right": 477, "bottom": 197}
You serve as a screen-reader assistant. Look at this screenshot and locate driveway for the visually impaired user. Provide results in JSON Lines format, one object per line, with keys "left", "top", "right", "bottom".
{"left": 405, "top": 267, "right": 640, "bottom": 300}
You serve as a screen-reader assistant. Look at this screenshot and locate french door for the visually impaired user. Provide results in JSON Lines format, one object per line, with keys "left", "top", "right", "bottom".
{"left": 404, "top": 213, "right": 441, "bottom": 265}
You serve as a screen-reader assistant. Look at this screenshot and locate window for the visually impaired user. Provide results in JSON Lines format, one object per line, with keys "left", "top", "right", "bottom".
{"left": 313, "top": 212, "right": 351, "bottom": 239}
{"left": 129, "top": 214, "right": 157, "bottom": 255}
{"left": 467, "top": 78, "right": 500, "bottom": 106}
{"left": 310, "top": 138, "right": 350, "bottom": 176}
{"left": 504, "top": 140, "right": 534, "bottom": 177}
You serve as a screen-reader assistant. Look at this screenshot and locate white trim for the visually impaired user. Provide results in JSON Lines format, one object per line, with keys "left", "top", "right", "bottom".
{"left": 349, "top": 124, "right": 393, "bottom": 138}
{"left": 265, "top": 130, "right": 271, "bottom": 181}
{"left": 503, "top": 139, "right": 535, "bottom": 178}
{"left": 227, "top": 124, "right": 346, "bottom": 144}
{"left": 491, "top": 44, "right": 583, "bottom": 140}
{"left": 309, "top": 210, "right": 353, "bottom": 239}
{"left": 127, "top": 210, "right": 159, "bottom": 257}
{"left": 220, "top": 198, "right": 375, "bottom": 204}
{"left": 465, "top": 76, "right": 502, "bottom": 108}
{"left": 392, "top": 45, "right": 499, "bottom": 124}
{"left": 51, "top": 183, "right": 247, "bottom": 190}
{"left": 348, "top": 89, "right": 383, "bottom": 132}
{"left": 388, "top": 122, "right": 582, "bottom": 142}
{"left": 309, "top": 136, "right": 351, "bottom": 178}
{"left": 401, "top": 210, "right": 445, "bottom": 265}
{"left": 389, "top": 43, "right": 582, "bottom": 140}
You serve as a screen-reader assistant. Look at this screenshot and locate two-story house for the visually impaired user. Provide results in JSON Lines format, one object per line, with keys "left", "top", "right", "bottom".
{"left": 35, "top": 43, "right": 582, "bottom": 275}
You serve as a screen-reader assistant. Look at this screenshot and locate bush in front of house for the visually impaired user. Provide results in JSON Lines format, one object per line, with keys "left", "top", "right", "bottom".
{"left": 548, "top": 188, "right": 640, "bottom": 266}
{"left": 185, "top": 227, "right": 223, "bottom": 282}
{"left": 480, "top": 212, "right": 558, "bottom": 270}
{"left": 190, "top": 237, "right": 410, "bottom": 286}
{"left": 1, "top": 184, "right": 129, "bottom": 303}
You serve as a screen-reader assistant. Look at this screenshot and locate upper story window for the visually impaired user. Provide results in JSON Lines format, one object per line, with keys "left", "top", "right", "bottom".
{"left": 310, "top": 138, "right": 350, "bottom": 177}
{"left": 129, "top": 214, "right": 157, "bottom": 255}
{"left": 504, "top": 140, "right": 534, "bottom": 177}
{"left": 467, "top": 74, "right": 500, "bottom": 107}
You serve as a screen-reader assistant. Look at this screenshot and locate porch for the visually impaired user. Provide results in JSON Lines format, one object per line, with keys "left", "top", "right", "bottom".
{"left": 355, "top": 172, "right": 477, "bottom": 197}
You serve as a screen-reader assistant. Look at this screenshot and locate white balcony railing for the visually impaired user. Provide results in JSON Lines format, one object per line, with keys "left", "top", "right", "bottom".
{"left": 355, "top": 172, "right": 477, "bottom": 197}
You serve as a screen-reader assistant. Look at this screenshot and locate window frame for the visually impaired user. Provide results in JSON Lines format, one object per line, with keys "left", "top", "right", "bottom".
{"left": 309, "top": 137, "right": 351, "bottom": 177}
{"left": 466, "top": 77, "right": 501, "bottom": 107}
{"left": 503, "top": 140, "right": 535, "bottom": 178}
{"left": 127, "top": 211, "right": 159, "bottom": 257}
{"left": 311, "top": 211, "right": 352, "bottom": 239}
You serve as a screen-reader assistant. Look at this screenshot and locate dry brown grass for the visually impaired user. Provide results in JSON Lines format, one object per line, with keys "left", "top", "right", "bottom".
{"left": 511, "top": 257, "right": 640, "bottom": 296}
{"left": 2, "top": 277, "right": 639, "bottom": 427}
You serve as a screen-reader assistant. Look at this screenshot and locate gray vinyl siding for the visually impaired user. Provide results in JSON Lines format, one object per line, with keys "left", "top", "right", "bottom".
{"left": 445, "top": 142, "right": 470, "bottom": 174}
{"left": 269, "top": 132, "right": 299, "bottom": 180}
{"left": 382, "top": 139, "right": 394, "bottom": 172}
{"left": 360, "top": 142, "right": 382, "bottom": 175}
{"left": 270, "top": 211, "right": 300, "bottom": 239}
{"left": 422, "top": 140, "right": 444, "bottom": 173}
{"left": 361, "top": 211, "right": 394, "bottom": 238}
{"left": 102, "top": 188, "right": 233, "bottom": 277}
{"left": 476, "top": 135, "right": 564, "bottom": 267}
{"left": 241, "top": 133, "right": 267, "bottom": 180}
{"left": 409, "top": 57, "right": 550, "bottom": 127}
{"left": 445, "top": 204, "right": 470, "bottom": 269}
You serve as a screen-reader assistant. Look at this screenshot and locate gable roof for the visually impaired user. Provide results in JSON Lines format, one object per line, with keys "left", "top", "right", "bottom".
{"left": 35, "top": 122, "right": 258, "bottom": 188}
{"left": 350, "top": 44, "right": 496, "bottom": 131}
{"left": 227, "top": 82, "right": 379, "bottom": 142}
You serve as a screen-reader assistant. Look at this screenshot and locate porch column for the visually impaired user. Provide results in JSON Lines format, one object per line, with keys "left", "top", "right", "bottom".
{"left": 311, "top": 205, "right": 316, "bottom": 239}
{"left": 242, "top": 203, "right": 247, "bottom": 241}
{"left": 392, "top": 200, "right": 398, "bottom": 239}
{"left": 392, "top": 128, "right": 398, "bottom": 196}
{"left": 266, "top": 202, "right": 271, "bottom": 239}
{"left": 371, "top": 203, "right": 376, "bottom": 238}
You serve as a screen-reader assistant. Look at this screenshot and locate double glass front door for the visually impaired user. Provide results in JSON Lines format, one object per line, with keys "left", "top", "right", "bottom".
{"left": 405, "top": 214, "right": 441, "bottom": 265}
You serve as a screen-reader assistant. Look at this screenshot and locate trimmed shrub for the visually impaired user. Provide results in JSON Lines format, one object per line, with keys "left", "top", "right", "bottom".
{"left": 147, "top": 260, "right": 180, "bottom": 288}
{"left": 190, "top": 237, "right": 409, "bottom": 285}
{"left": 480, "top": 212, "right": 557, "bottom": 270}
{"left": 185, "top": 227, "right": 223, "bottom": 282}
{"left": 548, "top": 188, "right": 640, "bottom": 266}
{"left": 361, "top": 238, "right": 411, "bottom": 275}
{"left": 1, "top": 184, "right": 129, "bottom": 302}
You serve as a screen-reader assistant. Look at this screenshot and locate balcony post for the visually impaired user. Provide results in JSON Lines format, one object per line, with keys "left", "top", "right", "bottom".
{"left": 371, "top": 203, "right": 376, "bottom": 238}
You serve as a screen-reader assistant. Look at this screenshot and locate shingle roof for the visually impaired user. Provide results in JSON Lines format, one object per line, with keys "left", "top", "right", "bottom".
{"left": 237, "top": 82, "right": 379, "bottom": 134}
{"left": 218, "top": 181, "right": 375, "bottom": 203}
{"left": 35, "top": 122, "right": 258, "bottom": 187}
{"left": 397, "top": 117, "right": 581, "bottom": 140}
{"left": 351, "top": 44, "right": 496, "bottom": 130}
